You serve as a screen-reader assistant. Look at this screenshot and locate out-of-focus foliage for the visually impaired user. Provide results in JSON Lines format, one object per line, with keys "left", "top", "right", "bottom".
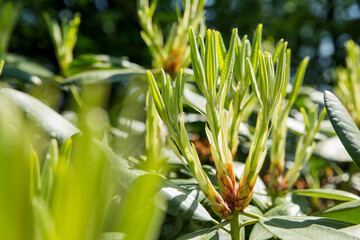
{"left": 334, "top": 40, "right": 360, "bottom": 126}
{"left": 9, "top": 0, "right": 360, "bottom": 83}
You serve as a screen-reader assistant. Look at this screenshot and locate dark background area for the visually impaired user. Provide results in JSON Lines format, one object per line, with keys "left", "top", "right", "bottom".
{"left": 8, "top": 0, "right": 360, "bottom": 85}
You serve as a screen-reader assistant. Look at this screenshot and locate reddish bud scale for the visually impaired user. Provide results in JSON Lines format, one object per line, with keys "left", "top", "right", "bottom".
{"left": 235, "top": 190, "right": 254, "bottom": 211}
{"left": 218, "top": 171, "right": 237, "bottom": 209}
{"left": 207, "top": 190, "right": 233, "bottom": 220}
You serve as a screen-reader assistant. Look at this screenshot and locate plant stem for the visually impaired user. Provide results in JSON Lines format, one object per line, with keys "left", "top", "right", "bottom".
{"left": 230, "top": 211, "right": 240, "bottom": 240}
{"left": 239, "top": 211, "right": 261, "bottom": 219}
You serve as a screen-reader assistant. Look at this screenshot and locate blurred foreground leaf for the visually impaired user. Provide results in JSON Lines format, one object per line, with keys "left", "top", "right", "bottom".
{"left": 0, "top": 88, "right": 79, "bottom": 143}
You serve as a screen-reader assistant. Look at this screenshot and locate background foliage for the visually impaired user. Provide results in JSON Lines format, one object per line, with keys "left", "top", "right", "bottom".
{"left": 10, "top": 0, "right": 360, "bottom": 84}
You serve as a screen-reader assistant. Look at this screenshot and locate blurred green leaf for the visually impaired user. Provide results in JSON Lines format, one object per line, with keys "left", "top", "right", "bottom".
{"left": 63, "top": 69, "right": 146, "bottom": 85}
{"left": 0, "top": 2, "right": 21, "bottom": 58}
{"left": 100, "top": 233, "right": 125, "bottom": 240}
{"left": 4, "top": 53, "right": 55, "bottom": 79}
{"left": 2, "top": 65, "right": 42, "bottom": 85}
{"left": 0, "top": 88, "right": 79, "bottom": 143}
{"left": 116, "top": 174, "right": 164, "bottom": 240}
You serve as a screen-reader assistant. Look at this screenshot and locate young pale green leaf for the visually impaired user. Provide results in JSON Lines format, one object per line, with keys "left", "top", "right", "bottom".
{"left": 258, "top": 51, "right": 268, "bottom": 103}
{"left": 324, "top": 91, "right": 360, "bottom": 169}
{"left": 205, "top": 29, "right": 217, "bottom": 95}
{"left": 234, "top": 35, "right": 248, "bottom": 82}
{"left": 63, "top": 13, "right": 80, "bottom": 56}
{"left": 147, "top": 70, "right": 167, "bottom": 121}
{"left": 291, "top": 189, "right": 360, "bottom": 201}
{"left": 272, "top": 38, "right": 284, "bottom": 63}
{"left": 314, "top": 200, "right": 360, "bottom": 224}
{"left": 259, "top": 216, "right": 357, "bottom": 240}
{"left": 220, "top": 28, "right": 237, "bottom": 90}
{"left": 246, "top": 58, "right": 263, "bottom": 107}
{"left": 189, "top": 26, "right": 207, "bottom": 95}
{"left": 288, "top": 57, "right": 309, "bottom": 106}
{"left": 273, "top": 42, "right": 287, "bottom": 103}
{"left": 282, "top": 49, "right": 291, "bottom": 96}
{"left": 216, "top": 31, "right": 227, "bottom": 70}
{"left": 250, "top": 24, "right": 262, "bottom": 71}
{"left": 0, "top": 88, "right": 79, "bottom": 143}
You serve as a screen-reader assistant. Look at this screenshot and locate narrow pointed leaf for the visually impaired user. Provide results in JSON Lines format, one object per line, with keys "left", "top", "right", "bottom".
{"left": 288, "top": 57, "right": 309, "bottom": 106}
{"left": 246, "top": 58, "right": 263, "bottom": 107}
{"left": 147, "top": 70, "right": 166, "bottom": 121}
{"left": 250, "top": 24, "right": 262, "bottom": 71}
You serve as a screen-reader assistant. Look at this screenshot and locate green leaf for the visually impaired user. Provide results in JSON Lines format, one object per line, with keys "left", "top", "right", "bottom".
{"left": 250, "top": 202, "right": 301, "bottom": 240}
{"left": 246, "top": 58, "right": 263, "bottom": 107}
{"left": 147, "top": 70, "right": 166, "bottom": 121}
{"left": 41, "top": 139, "right": 59, "bottom": 201}
{"left": 2, "top": 64, "right": 42, "bottom": 85}
{"left": 340, "top": 225, "right": 360, "bottom": 237}
{"left": 288, "top": 57, "right": 309, "bottom": 106}
{"left": 62, "top": 69, "right": 146, "bottom": 85}
{"left": 112, "top": 166, "right": 213, "bottom": 222}
{"left": 324, "top": 91, "right": 360, "bottom": 169}
{"left": 250, "top": 24, "right": 262, "bottom": 71}
{"left": 272, "top": 39, "right": 284, "bottom": 63}
{"left": 32, "top": 197, "right": 57, "bottom": 240}
{"left": 159, "top": 178, "right": 214, "bottom": 222}
{"left": 291, "top": 189, "right": 360, "bottom": 201}
{"left": 233, "top": 162, "right": 270, "bottom": 211}
{"left": 0, "top": 88, "right": 79, "bottom": 143}
{"left": 176, "top": 221, "right": 230, "bottom": 240}
{"left": 116, "top": 173, "right": 164, "bottom": 240}
{"left": 189, "top": 26, "right": 206, "bottom": 95}
{"left": 259, "top": 216, "right": 357, "bottom": 240}
{"left": 100, "top": 232, "right": 125, "bottom": 240}
{"left": 314, "top": 200, "right": 360, "bottom": 224}
{"left": 220, "top": 28, "right": 237, "bottom": 89}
